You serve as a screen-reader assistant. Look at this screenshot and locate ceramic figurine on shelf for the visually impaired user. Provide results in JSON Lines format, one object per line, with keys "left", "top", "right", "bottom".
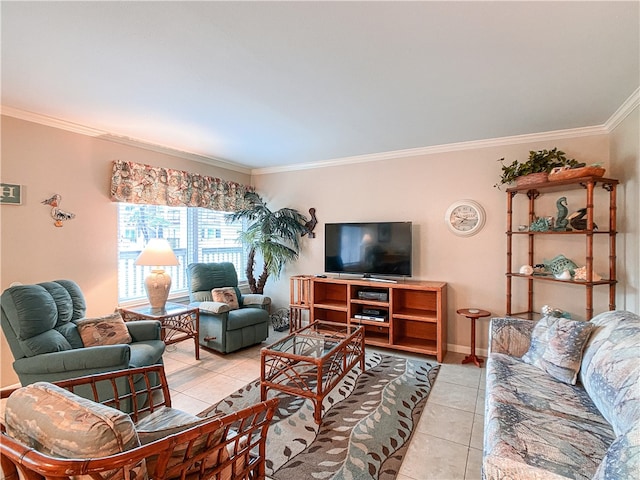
{"left": 574, "top": 266, "right": 602, "bottom": 281}
{"left": 544, "top": 254, "right": 578, "bottom": 277}
{"left": 519, "top": 265, "right": 534, "bottom": 275}
{"left": 554, "top": 196, "right": 571, "bottom": 231}
{"left": 541, "top": 304, "right": 571, "bottom": 319}
{"left": 530, "top": 217, "right": 551, "bottom": 232}
{"left": 41, "top": 194, "right": 75, "bottom": 227}
{"left": 568, "top": 208, "right": 599, "bottom": 231}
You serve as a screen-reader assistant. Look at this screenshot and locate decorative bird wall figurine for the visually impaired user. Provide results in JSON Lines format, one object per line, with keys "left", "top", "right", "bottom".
{"left": 568, "top": 208, "right": 598, "bottom": 231}
{"left": 302, "top": 207, "right": 318, "bottom": 238}
{"left": 42, "top": 194, "right": 75, "bottom": 227}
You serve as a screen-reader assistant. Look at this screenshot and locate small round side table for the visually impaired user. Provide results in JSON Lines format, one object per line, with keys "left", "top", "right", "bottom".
{"left": 457, "top": 308, "right": 491, "bottom": 367}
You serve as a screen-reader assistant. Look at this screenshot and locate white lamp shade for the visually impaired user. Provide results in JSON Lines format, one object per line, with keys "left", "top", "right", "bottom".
{"left": 135, "top": 238, "right": 179, "bottom": 267}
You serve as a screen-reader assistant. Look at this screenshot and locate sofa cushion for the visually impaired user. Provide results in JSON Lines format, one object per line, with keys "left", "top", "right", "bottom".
{"left": 487, "top": 353, "right": 612, "bottom": 429}
{"left": 136, "top": 406, "right": 213, "bottom": 444}
{"left": 227, "top": 308, "right": 269, "bottom": 331}
{"left": 19, "top": 329, "right": 73, "bottom": 356}
{"left": 522, "top": 316, "right": 595, "bottom": 385}
{"left": 485, "top": 354, "right": 616, "bottom": 480}
{"left": 1, "top": 281, "right": 89, "bottom": 359}
{"left": 2, "top": 286, "right": 59, "bottom": 341}
{"left": 4, "top": 382, "right": 145, "bottom": 480}
{"left": 38, "top": 281, "right": 78, "bottom": 326}
{"left": 139, "top": 409, "right": 226, "bottom": 476}
{"left": 76, "top": 313, "right": 132, "bottom": 347}
{"left": 50, "top": 279, "right": 88, "bottom": 321}
{"left": 521, "top": 315, "right": 556, "bottom": 364}
{"left": 540, "top": 318, "right": 595, "bottom": 384}
{"left": 484, "top": 400, "right": 614, "bottom": 480}
{"left": 579, "top": 310, "right": 640, "bottom": 437}
{"left": 211, "top": 287, "right": 239, "bottom": 310}
{"left": 55, "top": 321, "right": 85, "bottom": 348}
{"left": 592, "top": 424, "right": 640, "bottom": 480}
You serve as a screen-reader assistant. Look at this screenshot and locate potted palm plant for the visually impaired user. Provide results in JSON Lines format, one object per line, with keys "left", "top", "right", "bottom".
{"left": 494, "top": 148, "right": 580, "bottom": 189}
{"left": 227, "top": 192, "right": 308, "bottom": 294}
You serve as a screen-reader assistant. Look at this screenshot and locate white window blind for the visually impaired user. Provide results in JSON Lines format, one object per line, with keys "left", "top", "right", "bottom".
{"left": 117, "top": 203, "right": 247, "bottom": 303}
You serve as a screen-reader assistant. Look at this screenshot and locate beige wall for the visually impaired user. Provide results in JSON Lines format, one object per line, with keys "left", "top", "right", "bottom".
{"left": 2, "top": 112, "right": 638, "bottom": 387}
{"left": 609, "top": 105, "right": 640, "bottom": 313}
{"left": 0, "top": 115, "right": 252, "bottom": 387}
{"left": 253, "top": 133, "right": 638, "bottom": 356}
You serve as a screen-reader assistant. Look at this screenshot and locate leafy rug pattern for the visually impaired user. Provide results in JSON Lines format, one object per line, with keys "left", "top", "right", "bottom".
{"left": 200, "top": 352, "right": 439, "bottom": 480}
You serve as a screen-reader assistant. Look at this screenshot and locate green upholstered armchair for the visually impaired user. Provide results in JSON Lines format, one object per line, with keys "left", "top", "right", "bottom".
{"left": 1, "top": 280, "right": 165, "bottom": 386}
{"left": 187, "top": 262, "right": 270, "bottom": 353}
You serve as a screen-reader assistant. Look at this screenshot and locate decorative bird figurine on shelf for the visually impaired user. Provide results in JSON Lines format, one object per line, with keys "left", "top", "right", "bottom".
{"left": 42, "top": 194, "right": 75, "bottom": 227}
{"left": 568, "top": 208, "right": 598, "bottom": 231}
{"left": 302, "top": 207, "right": 318, "bottom": 238}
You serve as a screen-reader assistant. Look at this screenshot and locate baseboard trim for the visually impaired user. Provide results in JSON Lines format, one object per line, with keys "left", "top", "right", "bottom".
{"left": 447, "top": 343, "right": 488, "bottom": 359}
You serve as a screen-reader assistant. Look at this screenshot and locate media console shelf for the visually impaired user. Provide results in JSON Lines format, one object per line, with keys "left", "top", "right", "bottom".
{"left": 309, "top": 277, "right": 447, "bottom": 362}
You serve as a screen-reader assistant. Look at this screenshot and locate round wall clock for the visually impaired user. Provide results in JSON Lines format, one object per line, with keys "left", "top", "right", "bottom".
{"left": 445, "top": 200, "right": 486, "bottom": 236}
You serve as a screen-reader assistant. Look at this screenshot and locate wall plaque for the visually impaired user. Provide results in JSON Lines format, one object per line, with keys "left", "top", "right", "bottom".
{"left": 0, "top": 183, "right": 22, "bottom": 205}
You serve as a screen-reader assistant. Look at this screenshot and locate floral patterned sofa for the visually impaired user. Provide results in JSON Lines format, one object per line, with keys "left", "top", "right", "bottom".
{"left": 483, "top": 310, "right": 639, "bottom": 480}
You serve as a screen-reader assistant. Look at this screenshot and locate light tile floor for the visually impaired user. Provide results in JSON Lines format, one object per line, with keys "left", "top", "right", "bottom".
{"left": 163, "top": 329, "right": 486, "bottom": 480}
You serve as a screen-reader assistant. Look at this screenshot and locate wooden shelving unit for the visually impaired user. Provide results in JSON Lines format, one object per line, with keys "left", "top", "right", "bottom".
{"left": 309, "top": 277, "right": 447, "bottom": 362}
{"left": 505, "top": 175, "right": 618, "bottom": 320}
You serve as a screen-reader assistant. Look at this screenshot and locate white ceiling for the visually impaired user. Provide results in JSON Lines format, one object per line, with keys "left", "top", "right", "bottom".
{"left": 2, "top": 1, "right": 639, "bottom": 172}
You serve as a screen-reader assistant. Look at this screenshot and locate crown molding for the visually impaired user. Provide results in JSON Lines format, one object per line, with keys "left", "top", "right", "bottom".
{"left": 1, "top": 106, "right": 252, "bottom": 175}
{"left": 605, "top": 86, "right": 640, "bottom": 133}
{"left": 251, "top": 124, "right": 609, "bottom": 175}
{"left": 100, "top": 135, "right": 251, "bottom": 175}
{"left": 1, "top": 105, "right": 108, "bottom": 137}
{"left": 5, "top": 89, "right": 635, "bottom": 178}
{"left": 253, "top": 87, "right": 640, "bottom": 175}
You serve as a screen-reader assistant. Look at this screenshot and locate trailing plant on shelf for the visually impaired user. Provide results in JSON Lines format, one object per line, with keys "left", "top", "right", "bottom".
{"left": 494, "top": 148, "right": 580, "bottom": 188}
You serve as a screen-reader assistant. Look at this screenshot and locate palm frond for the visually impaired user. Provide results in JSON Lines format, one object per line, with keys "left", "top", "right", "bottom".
{"left": 224, "top": 191, "right": 308, "bottom": 292}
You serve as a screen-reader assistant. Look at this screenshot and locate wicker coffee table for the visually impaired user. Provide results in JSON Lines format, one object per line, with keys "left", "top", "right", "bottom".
{"left": 260, "top": 320, "right": 365, "bottom": 424}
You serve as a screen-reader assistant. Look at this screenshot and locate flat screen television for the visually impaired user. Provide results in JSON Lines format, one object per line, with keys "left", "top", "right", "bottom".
{"left": 324, "top": 222, "right": 412, "bottom": 278}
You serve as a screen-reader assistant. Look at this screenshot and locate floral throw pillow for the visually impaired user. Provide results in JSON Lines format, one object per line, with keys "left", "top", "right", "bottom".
{"left": 75, "top": 312, "right": 132, "bottom": 347}
{"left": 522, "top": 316, "right": 595, "bottom": 385}
{"left": 211, "top": 288, "right": 239, "bottom": 310}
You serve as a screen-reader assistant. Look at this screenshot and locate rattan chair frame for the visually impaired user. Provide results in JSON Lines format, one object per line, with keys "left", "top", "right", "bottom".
{"left": 1, "top": 365, "right": 278, "bottom": 480}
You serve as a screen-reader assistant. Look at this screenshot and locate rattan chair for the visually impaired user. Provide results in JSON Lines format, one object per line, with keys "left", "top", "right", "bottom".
{"left": 0, "top": 365, "right": 278, "bottom": 480}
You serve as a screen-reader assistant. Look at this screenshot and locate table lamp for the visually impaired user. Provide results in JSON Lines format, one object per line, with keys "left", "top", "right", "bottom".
{"left": 135, "top": 238, "right": 180, "bottom": 311}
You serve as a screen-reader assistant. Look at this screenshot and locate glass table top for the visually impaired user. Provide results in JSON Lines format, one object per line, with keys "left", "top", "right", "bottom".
{"left": 264, "top": 321, "right": 361, "bottom": 358}
{"left": 122, "top": 302, "right": 195, "bottom": 318}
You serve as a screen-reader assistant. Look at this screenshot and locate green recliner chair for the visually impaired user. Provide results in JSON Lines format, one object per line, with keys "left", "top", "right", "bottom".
{"left": 187, "top": 262, "right": 271, "bottom": 353}
{"left": 1, "top": 280, "right": 165, "bottom": 387}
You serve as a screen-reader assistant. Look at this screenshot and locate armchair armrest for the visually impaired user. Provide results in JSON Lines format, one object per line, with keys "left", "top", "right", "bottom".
{"left": 194, "top": 301, "right": 231, "bottom": 315}
{"left": 241, "top": 294, "right": 271, "bottom": 307}
{"left": 489, "top": 317, "right": 535, "bottom": 357}
{"left": 125, "top": 320, "right": 162, "bottom": 342}
{"left": 12, "top": 345, "right": 130, "bottom": 379}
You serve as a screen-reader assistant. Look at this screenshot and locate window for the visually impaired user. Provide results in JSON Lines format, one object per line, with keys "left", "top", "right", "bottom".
{"left": 117, "top": 203, "right": 247, "bottom": 303}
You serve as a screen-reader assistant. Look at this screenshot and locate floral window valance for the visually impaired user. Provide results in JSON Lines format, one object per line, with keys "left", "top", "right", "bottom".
{"left": 110, "top": 160, "right": 253, "bottom": 212}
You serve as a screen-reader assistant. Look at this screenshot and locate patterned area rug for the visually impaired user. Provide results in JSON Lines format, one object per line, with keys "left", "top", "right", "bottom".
{"left": 199, "top": 352, "right": 439, "bottom": 480}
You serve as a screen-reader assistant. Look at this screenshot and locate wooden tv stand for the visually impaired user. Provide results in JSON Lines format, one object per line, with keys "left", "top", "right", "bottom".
{"left": 309, "top": 277, "right": 447, "bottom": 362}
